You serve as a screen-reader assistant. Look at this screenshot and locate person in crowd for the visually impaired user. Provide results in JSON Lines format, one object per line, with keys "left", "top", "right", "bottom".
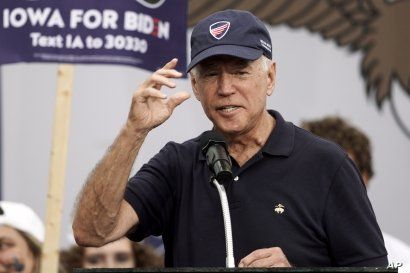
{"left": 0, "top": 201, "right": 44, "bottom": 273}
{"left": 302, "top": 115, "right": 410, "bottom": 272}
{"left": 60, "top": 237, "right": 163, "bottom": 271}
{"left": 142, "top": 236, "right": 164, "bottom": 257}
{"left": 73, "top": 9, "right": 387, "bottom": 267}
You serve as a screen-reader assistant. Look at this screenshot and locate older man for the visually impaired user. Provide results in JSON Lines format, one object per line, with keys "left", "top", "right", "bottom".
{"left": 73, "top": 10, "right": 387, "bottom": 267}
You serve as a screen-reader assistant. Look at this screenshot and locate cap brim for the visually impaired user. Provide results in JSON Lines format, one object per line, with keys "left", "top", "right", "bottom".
{"left": 187, "top": 45, "right": 263, "bottom": 73}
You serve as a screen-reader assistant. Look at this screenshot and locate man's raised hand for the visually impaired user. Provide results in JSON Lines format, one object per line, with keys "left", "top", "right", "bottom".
{"left": 126, "top": 58, "right": 190, "bottom": 133}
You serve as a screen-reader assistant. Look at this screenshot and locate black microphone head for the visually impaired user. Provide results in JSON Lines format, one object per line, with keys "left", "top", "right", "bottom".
{"left": 199, "top": 130, "right": 227, "bottom": 154}
{"left": 199, "top": 130, "right": 233, "bottom": 185}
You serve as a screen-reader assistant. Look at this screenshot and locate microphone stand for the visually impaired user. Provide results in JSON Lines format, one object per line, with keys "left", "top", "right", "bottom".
{"left": 212, "top": 178, "right": 235, "bottom": 268}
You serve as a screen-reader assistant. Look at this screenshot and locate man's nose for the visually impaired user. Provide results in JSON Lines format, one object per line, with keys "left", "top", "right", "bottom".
{"left": 106, "top": 257, "right": 115, "bottom": 268}
{"left": 217, "top": 73, "right": 236, "bottom": 96}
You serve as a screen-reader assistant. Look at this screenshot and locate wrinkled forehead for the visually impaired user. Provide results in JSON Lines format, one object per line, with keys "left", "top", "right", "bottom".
{"left": 196, "top": 55, "right": 253, "bottom": 72}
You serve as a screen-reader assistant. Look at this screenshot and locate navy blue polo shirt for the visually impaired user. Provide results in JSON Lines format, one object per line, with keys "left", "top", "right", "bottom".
{"left": 124, "top": 110, "right": 387, "bottom": 267}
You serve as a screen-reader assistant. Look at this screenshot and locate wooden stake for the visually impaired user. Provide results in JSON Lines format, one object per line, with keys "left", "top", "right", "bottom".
{"left": 40, "top": 64, "right": 74, "bottom": 273}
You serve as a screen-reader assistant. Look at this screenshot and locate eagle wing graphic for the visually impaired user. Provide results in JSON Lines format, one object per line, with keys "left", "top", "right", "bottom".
{"left": 188, "top": 0, "right": 410, "bottom": 108}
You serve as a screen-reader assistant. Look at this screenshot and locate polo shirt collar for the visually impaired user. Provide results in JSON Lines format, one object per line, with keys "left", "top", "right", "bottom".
{"left": 197, "top": 109, "right": 295, "bottom": 160}
{"left": 262, "top": 110, "right": 294, "bottom": 157}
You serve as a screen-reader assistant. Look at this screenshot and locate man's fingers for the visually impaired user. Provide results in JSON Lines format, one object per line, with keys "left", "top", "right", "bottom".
{"left": 247, "top": 257, "right": 289, "bottom": 268}
{"left": 139, "top": 87, "right": 167, "bottom": 100}
{"left": 140, "top": 58, "right": 182, "bottom": 89}
{"left": 166, "top": 92, "right": 191, "bottom": 110}
{"left": 238, "top": 247, "right": 291, "bottom": 268}
{"left": 239, "top": 249, "right": 271, "bottom": 267}
{"left": 156, "top": 68, "right": 183, "bottom": 78}
{"left": 147, "top": 73, "right": 178, "bottom": 89}
{"left": 162, "top": 58, "right": 178, "bottom": 70}
{"left": 247, "top": 257, "right": 274, "bottom": 267}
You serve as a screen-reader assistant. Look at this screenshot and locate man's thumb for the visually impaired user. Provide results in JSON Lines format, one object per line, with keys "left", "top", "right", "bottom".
{"left": 167, "top": 92, "right": 191, "bottom": 110}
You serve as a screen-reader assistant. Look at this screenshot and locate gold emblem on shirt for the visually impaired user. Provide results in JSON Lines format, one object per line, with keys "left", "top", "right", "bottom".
{"left": 274, "top": 204, "right": 285, "bottom": 214}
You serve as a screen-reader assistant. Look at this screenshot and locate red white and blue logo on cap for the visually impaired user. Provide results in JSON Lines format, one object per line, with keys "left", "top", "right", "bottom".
{"left": 209, "top": 21, "right": 230, "bottom": 40}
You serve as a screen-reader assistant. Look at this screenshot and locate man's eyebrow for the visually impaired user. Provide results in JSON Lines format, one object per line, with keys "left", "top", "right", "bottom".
{"left": 231, "top": 60, "right": 250, "bottom": 69}
{"left": 199, "top": 61, "right": 219, "bottom": 70}
{"left": 85, "top": 253, "right": 104, "bottom": 258}
{"left": 199, "top": 59, "right": 251, "bottom": 72}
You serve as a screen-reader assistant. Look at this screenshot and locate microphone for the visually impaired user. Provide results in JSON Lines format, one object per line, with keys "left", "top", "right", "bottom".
{"left": 200, "top": 130, "right": 233, "bottom": 185}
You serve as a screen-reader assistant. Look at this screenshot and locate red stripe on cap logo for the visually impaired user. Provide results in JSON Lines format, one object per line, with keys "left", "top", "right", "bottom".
{"left": 209, "top": 21, "right": 230, "bottom": 40}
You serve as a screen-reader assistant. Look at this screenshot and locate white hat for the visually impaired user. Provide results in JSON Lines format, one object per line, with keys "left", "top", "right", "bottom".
{"left": 0, "top": 201, "right": 44, "bottom": 243}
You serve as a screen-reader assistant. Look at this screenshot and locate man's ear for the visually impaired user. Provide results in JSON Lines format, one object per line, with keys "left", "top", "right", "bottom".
{"left": 190, "top": 73, "right": 201, "bottom": 101}
{"left": 266, "top": 62, "right": 276, "bottom": 96}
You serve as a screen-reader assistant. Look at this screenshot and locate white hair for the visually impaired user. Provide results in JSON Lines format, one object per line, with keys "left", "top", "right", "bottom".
{"left": 260, "top": 55, "right": 272, "bottom": 72}
{"left": 190, "top": 55, "right": 273, "bottom": 79}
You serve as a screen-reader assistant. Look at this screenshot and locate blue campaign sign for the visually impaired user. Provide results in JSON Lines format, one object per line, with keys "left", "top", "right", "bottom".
{"left": 0, "top": 0, "right": 187, "bottom": 72}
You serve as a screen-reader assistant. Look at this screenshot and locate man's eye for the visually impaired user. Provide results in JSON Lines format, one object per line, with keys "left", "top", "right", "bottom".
{"left": 115, "top": 252, "right": 132, "bottom": 263}
{"left": 204, "top": 71, "right": 218, "bottom": 77}
{"left": 85, "top": 255, "right": 104, "bottom": 265}
{"left": 235, "top": 71, "right": 248, "bottom": 75}
{"left": 0, "top": 240, "right": 14, "bottom": 250}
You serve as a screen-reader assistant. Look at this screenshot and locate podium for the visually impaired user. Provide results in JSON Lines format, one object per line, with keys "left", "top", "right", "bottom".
{"left": 73, "top": 267, "right": 397, "bottom": 273}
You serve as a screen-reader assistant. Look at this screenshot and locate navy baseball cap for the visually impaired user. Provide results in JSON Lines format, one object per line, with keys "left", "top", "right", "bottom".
{"left": 187, "top": 9, "right": 272, "bottom": 72}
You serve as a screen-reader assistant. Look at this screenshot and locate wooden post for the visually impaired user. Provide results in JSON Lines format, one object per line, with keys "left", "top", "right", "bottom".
{"left": 40, "top": 64, "right": 74, "bottom": 273}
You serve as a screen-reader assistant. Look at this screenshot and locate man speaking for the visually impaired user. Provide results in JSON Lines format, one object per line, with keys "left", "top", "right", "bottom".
{"left": 73, "top": 10, "right": 387, "bottom": 267}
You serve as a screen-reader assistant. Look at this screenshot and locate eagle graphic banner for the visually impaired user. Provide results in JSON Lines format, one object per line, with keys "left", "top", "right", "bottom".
{"left": 0, "top": 0, "right": 187, "bottom": 73}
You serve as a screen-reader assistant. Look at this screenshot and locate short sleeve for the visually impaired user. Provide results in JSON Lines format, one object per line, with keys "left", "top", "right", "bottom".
{"left": 323, "top": 156, "right": 388, "bottom": 266}
{"left": 124, "top": 142, "right": 178, "bottom": 241}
